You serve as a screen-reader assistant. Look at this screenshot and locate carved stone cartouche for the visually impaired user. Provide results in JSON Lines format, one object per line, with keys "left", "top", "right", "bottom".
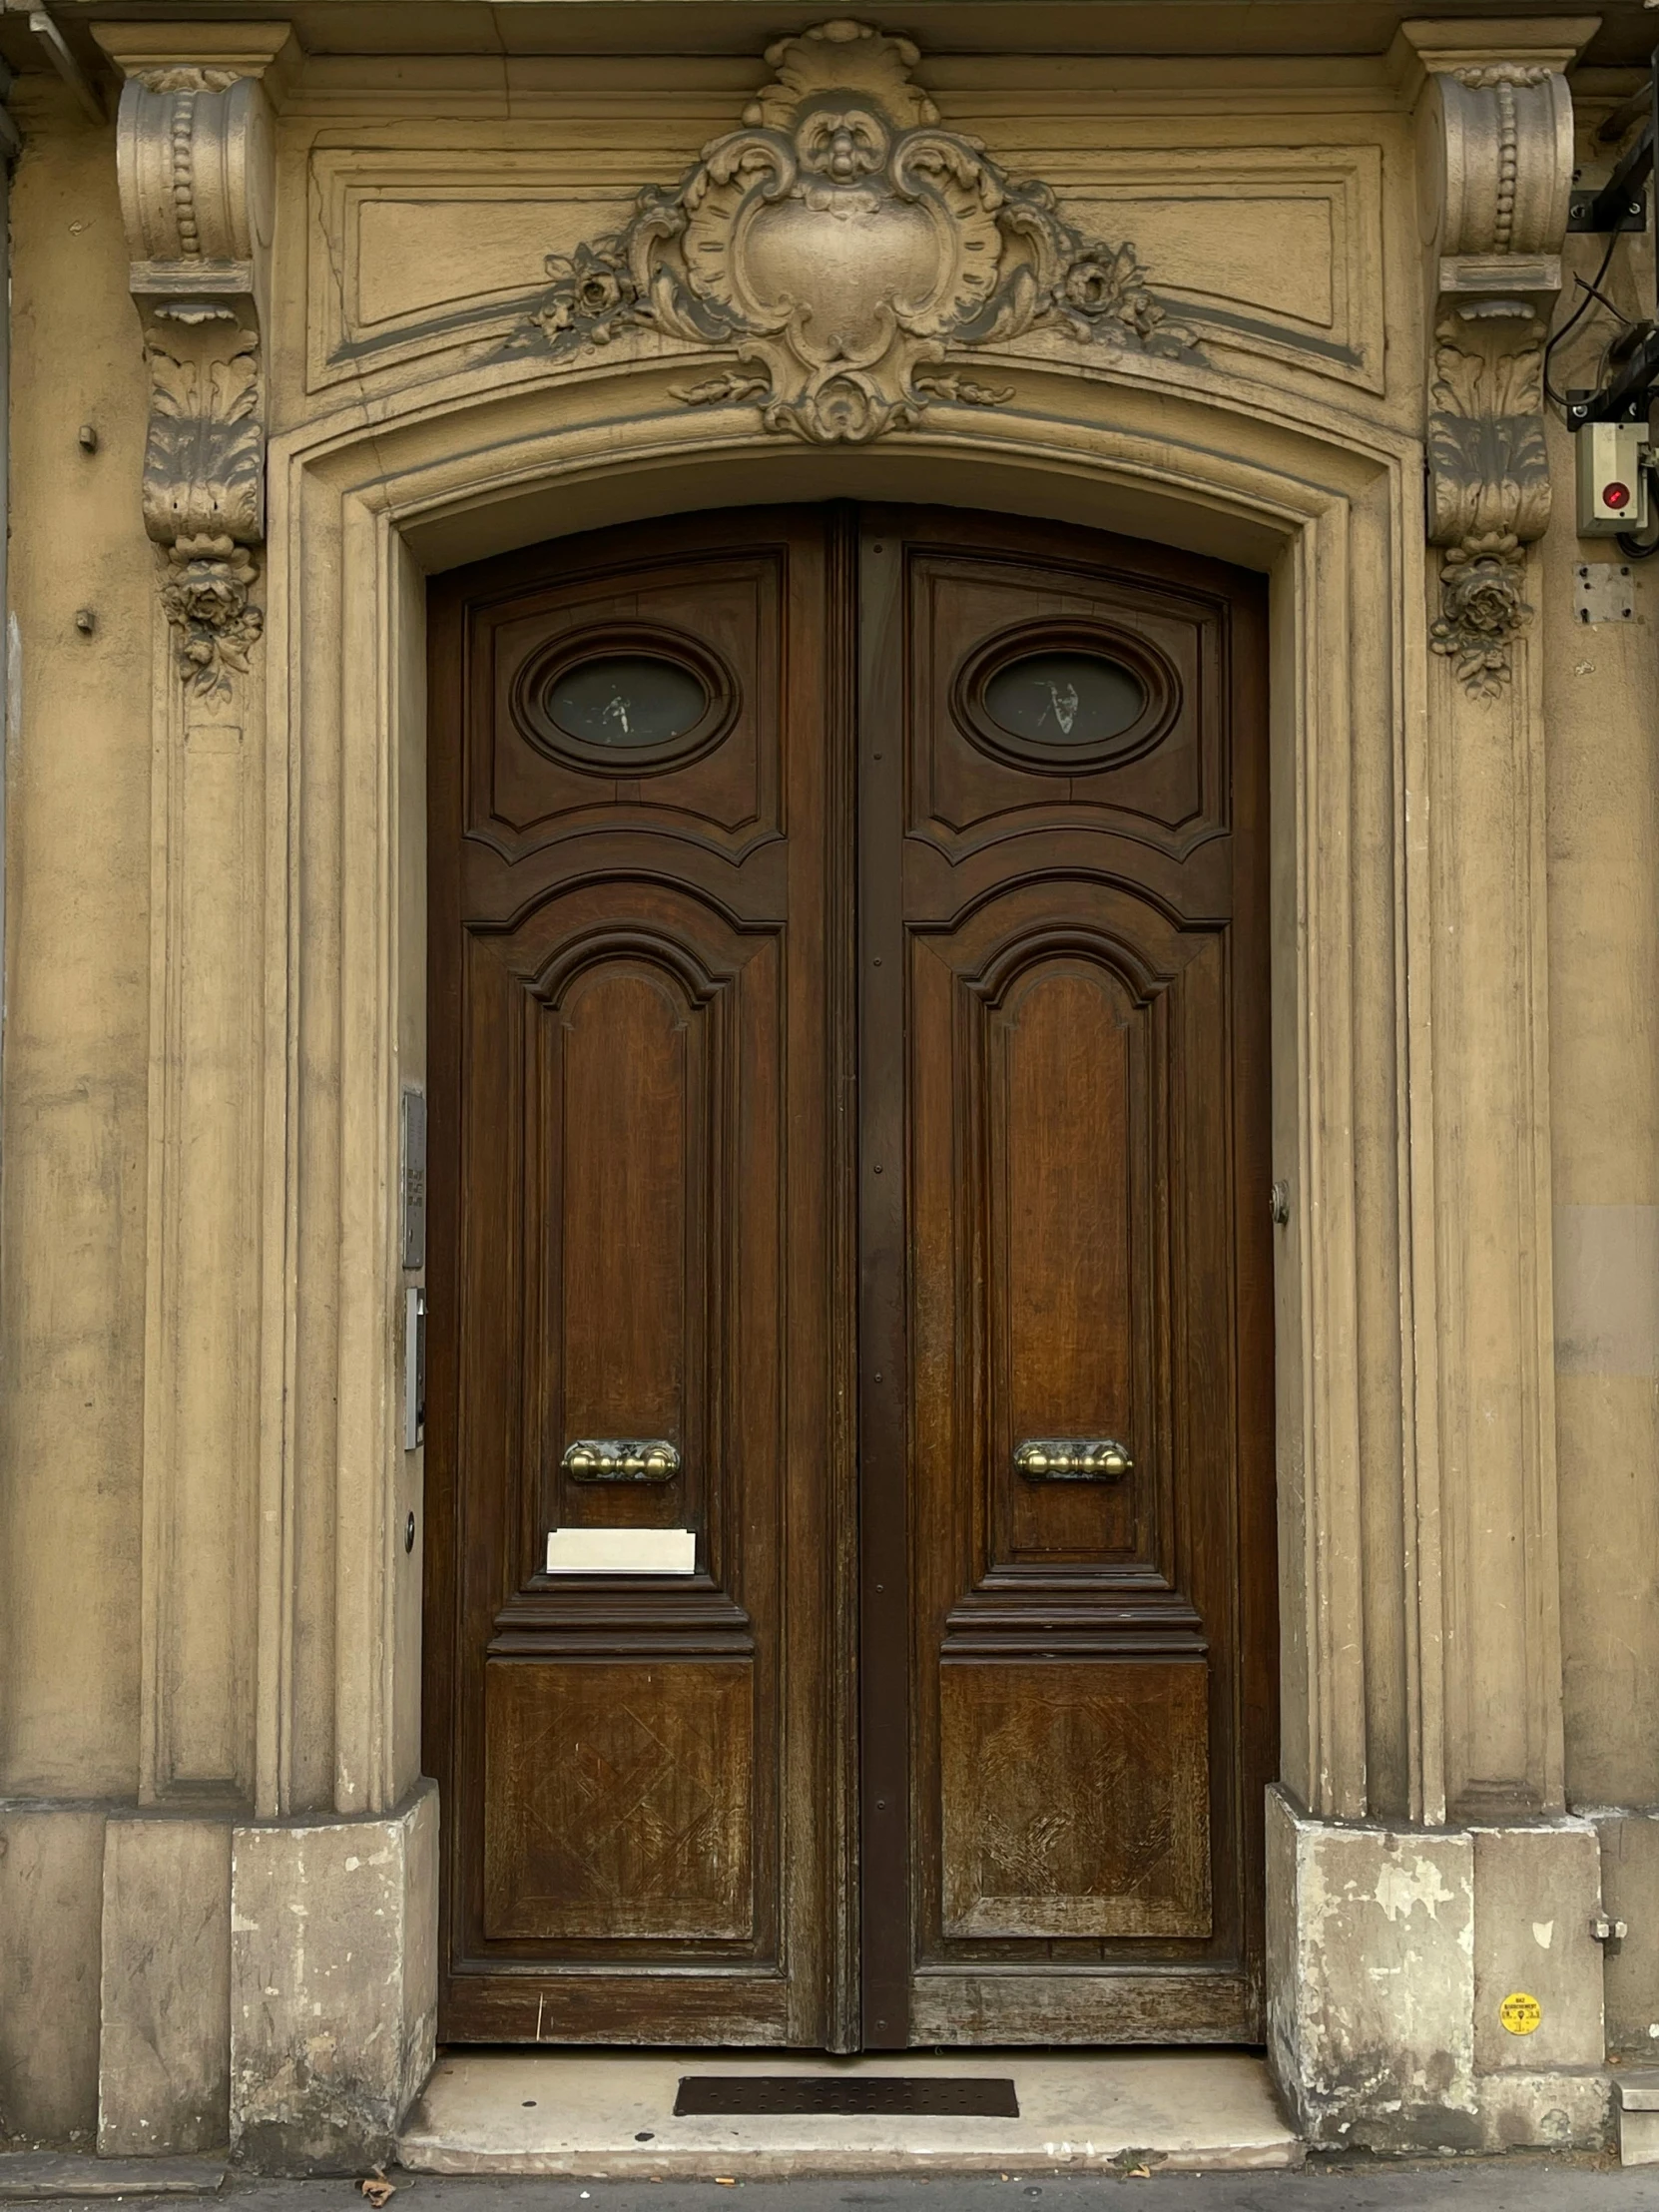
{"left": 512, "top": 18, "right": 1197, "bottom": 444}
{"left": 109, "top": 54, "right": 276, "bottom": 697}
{"left": 1414, "top": 53, "right": 1574, "bottom": 698}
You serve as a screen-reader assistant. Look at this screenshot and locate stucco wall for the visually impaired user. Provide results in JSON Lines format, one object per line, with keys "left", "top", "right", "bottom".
{"left": 1544, "top": 210, "right": 1659, "bottom": 1818}
{"left": 0, "top": 76, "right": 151, "bottom": 1806}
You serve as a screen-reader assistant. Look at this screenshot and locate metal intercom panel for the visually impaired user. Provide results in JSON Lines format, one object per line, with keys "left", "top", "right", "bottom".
{"left": 400, "top": 1084, "right": 427, "bottom": 1272}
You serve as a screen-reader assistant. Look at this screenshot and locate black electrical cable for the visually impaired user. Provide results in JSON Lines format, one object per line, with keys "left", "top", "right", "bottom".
{"left": 1615, "top": 507, "right": 1659, "bottom": 557}
{"left": 1542, "top": 227, "right": 1625, "bottom": 410}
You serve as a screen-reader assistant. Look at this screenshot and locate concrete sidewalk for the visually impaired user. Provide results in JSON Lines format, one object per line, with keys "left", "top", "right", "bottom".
{"left": 6, "top": 2158, "right": 1659, "bottom": 2212}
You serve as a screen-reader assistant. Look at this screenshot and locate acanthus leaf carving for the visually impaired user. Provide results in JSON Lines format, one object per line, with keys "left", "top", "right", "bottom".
{"left": 1414, "top": 45, "right": 1574, "bottom": 696}
{"left": 140, "top": 319, "right": 266, "bottom": 699}
{"left": 143, "top": 321, "right": 265, "bottom": 544}
{"left": 510, "top": 18, "right": 1198, "bottom": 444}
{"left": 112, "top": 55, "right": 276, "bottom": 695}
{"left": 1425, "top": 304, "right": 1551, "bottom": 690}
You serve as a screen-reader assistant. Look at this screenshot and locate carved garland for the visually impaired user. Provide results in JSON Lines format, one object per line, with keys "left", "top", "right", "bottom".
{"left": 113, "top": 63, "right": 273, "bottom": 698}
{"left": 509, "top": 18, "right": 1198, "bottom": 444}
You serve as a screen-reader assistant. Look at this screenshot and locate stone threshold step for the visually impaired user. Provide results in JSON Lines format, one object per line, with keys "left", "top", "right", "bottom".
{"left": 0, "top": 2154, "right": 226, "bottom": 2199}
{"left": 1615, "top": 2069, "right": 1659, "bottom": 2112}
{"left": 399, "top": 2049, "right": 1302, "bottom": 2178}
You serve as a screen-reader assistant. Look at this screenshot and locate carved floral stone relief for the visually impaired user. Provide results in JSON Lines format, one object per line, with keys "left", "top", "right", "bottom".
{"left": 1415, "top": 54, "right": 1573, "bottom": 697}
{"left": 1425, "top": 305, "right": 1548, "bottom": 696}
{"left": 509, "top": 18, "right": 1198, "bottom": 444}
{"left": 111, "top": 58, "right": 276, "bottom": 697}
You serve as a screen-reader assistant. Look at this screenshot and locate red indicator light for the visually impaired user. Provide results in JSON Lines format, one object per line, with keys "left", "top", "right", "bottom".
{"left": 1603, "top": 480, "right": 1633, "bottom": 511}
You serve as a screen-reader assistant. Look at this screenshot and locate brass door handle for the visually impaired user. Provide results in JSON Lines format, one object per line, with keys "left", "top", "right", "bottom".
{"left": 1015, "top": 1437, "right": 1133, "bottom": 1480}
{"left": 561, "top": 1438, "right": 681, "bottom": 1482}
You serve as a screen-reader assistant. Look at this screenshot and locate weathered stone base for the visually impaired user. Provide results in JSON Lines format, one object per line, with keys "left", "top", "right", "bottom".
{"left": 1268, "top": 1787, "right": 1612, "bottom": 2152}
{"left": 229, "top": 1783, "right": 438, "bottom": 2174}
{"left": 99, "top": 1815, "right": 233, "bottom": 2155}
{"left": 0, "top": 1787, "right": 436, "bottom": 2170}
{"left": 0, "top": 1805, "right": 106, "bottom": 2144}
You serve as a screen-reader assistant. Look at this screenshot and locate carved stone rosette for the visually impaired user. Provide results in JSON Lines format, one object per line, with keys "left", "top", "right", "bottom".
{"left": 511, "top": 17, "right": 1197, "bottom": 444}
{"left": 107, "top": 48, "right": 276, "bottom": 697}
{"left": 1413, "top": 48, "right": 1575, "bottom": 696}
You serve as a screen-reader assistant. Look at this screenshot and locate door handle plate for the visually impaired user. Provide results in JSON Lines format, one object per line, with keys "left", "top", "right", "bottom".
{"left": 1015, "top": 1436, "right": 1133, "bottom": 1480}
{"left": 561, "top": 1437, "right": 681, "bottom": 1482}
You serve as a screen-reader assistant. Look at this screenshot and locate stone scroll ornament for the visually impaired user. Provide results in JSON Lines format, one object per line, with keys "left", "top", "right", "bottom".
{"left": 509, "top": 18, "right": 1197, "bottom": 444}
{"left": 1418, "top": 58, "right": 1574, "bottom": 698}
{"left": 114, "top": 65, "right": 275, "bottom": 699}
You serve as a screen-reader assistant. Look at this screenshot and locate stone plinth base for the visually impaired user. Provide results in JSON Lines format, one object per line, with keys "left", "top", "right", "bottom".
{"left": 229, "top": 1782, "right": 438, "bottom": 2173}
{"left": 99, "top": 1815, "right": 233, "bottom": 2154}
{"left": 1268, "top": 1787, "right": 1612, "bottom": 2152}
{"left": 1, "top": 1784, "right": 438, "bottom": 2166}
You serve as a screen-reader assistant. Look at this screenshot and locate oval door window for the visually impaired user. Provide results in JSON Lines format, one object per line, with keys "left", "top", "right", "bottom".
{"left": 984, "top": 650, "right": 1147, "bottom": 747}
{"left": 545, "top": 654, "right": 710, "bottom": 749}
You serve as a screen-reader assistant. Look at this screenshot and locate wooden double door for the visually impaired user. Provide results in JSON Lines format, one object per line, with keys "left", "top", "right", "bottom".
{"left": 425, "top": 504, "right": 1274, "bottom": 2050}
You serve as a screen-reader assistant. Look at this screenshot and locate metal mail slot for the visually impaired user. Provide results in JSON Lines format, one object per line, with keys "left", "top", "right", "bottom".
{"left": 545, "top": 1526, "right": 697, "bottom": 1575}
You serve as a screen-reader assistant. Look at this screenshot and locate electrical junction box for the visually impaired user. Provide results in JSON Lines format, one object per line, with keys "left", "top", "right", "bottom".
{"left": 1577, "top": 419, "right": 1650, "bottom": 535}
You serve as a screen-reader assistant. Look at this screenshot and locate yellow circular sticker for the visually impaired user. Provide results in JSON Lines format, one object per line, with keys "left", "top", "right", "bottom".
{"left": 1500, "top": 1991, "right": 1542, "bottom": 2036}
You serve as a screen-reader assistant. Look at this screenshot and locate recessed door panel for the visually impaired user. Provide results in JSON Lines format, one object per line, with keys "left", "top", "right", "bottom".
{"left": 939, "top": 1659, "right": 1212, "bottom": 1939}
{"left": 484, "top": 1658, "right": 756, "bottom": 1942}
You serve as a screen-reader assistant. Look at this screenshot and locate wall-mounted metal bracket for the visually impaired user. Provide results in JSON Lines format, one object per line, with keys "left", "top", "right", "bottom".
{"left": 1568, "top": 182, "right": 1649, "bottom": 232}
{"left": 1569, "top": 343, "right": 1659, "bottom": 427}
{"left": 1563, "top": 53, "right": 1659, "bottom": 429}
{"left": 1569, "top": 76, "right": 1655, "bottom": 236}
{"left": 1575, "top": 561, "right": 1638, "bottom": 623}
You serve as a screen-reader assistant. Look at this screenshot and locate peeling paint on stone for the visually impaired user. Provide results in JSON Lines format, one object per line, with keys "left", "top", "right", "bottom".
{"left": 1373, "top": 1857, "right": 1457, "bottom": 1924}
{"left": 1267, "top": 1790, "right": 1611, "bottom": 2157}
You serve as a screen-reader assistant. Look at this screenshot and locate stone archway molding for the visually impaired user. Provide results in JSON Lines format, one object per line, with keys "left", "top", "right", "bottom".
{"left": 246, "top": 377, "right": 1414, "bottom": 2165}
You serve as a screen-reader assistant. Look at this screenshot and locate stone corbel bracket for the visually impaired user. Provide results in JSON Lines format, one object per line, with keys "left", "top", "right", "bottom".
{"left": 94, "top": 24, "right": 287, "bottom": 699}
{"left": 1404, "top": 20, "right": 1594, "bottom": 697}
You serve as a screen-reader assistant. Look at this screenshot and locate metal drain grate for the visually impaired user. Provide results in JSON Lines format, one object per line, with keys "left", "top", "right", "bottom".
{"left": 672, "top": 2075, "right": 1019, "bottom": 2117}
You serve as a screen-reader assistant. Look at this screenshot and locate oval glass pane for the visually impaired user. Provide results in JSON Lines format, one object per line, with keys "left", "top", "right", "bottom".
{"left": 983, "top": 651, "right": 1146, "bottom": 747}
{"left": 546, "top": 654, "right": 708, "bottom": 749}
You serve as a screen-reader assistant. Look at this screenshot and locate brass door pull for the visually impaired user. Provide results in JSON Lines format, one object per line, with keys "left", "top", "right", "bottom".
{"left": 1015, "top": 1437, "right": 1133, "bottom": 1480}
{"left": 562, "top": 1438, "right": 681, "bottom": 1482}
